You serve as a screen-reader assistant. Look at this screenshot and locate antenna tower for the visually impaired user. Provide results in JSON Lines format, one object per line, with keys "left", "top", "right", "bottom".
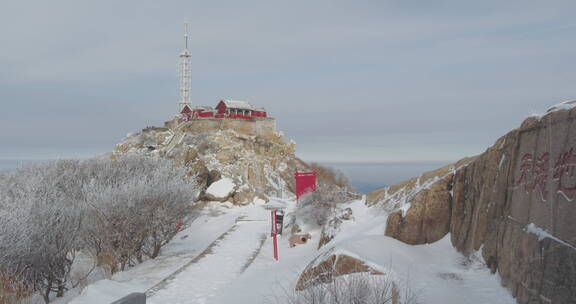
{"left": 178, "top": 22, "right": 192, "bottom": 112}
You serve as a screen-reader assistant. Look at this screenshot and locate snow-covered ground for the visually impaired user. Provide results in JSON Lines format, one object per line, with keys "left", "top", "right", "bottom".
{"left": 62, "top": 197, "right": 516, "bottom": 304}
{"left": 316, "top": 200, "right": 516, "bottom": 304}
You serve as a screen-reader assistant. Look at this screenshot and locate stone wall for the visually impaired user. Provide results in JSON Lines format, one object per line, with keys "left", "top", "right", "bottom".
{"left": 176, "top": 118, "right": 276, "bottom": 139}
{"left": 453, "top": 107, "right": 576, "bottom": 304}
{"left": 371, "top": 104, "right": 576, "bottom": 304}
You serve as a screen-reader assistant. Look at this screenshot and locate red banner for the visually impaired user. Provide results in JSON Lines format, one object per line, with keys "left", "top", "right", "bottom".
{"left": 295, "top": 171, "right": 317, "bottom": 200}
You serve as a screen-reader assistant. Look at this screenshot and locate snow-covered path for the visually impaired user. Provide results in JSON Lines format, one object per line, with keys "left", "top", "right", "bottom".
{"left": 147, "top": 217, "right": 269, "bottom": 304}
{"left": 64, "top": 198, "right": 517, "bottom": 304}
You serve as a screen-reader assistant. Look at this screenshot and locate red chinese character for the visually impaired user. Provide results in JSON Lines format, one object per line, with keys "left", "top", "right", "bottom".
{"left": 532, "top": 152, "right": 549, "bottom": 200}
{"left": 553, "top": 148, "right": 576, "bottom": 200}
{"left": 518, "top": 153, "right": 534, "bottom": 192}
{"left": 517, "top": 152, "right": 550, "bottom": 200}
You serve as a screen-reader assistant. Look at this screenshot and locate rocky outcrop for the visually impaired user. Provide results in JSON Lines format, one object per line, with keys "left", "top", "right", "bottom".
{"left": 113, "top": 117, "right": 317, "bottom": 205}
{"left": 384, "top": 173, "right": 453, "bottom": 245}
{"left": 368, "top": 102, "right": 576, "bottom": 304}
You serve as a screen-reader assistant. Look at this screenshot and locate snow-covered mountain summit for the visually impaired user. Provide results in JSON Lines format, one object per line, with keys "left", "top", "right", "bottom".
{"left": 113, "top": 117, "right": 322, "bottom": 205}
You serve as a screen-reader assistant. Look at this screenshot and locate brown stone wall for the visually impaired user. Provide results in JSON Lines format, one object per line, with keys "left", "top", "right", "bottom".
{"left": 179, "top": 118, "right": 276, "bottom": 139}
{"left": 453, "top": 108, "right": 576, "bottom": 304}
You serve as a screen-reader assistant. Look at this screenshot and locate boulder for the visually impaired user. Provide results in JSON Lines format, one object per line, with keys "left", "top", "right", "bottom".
{"left": 289, "top": 233, "right": 312, "bottom": 248}
{"left": 207, "top": 169, "right": 221, "bottom": 185}
{"left": 296, "top": 253, "right": 382, "bottom": 291}
{"left": 232, "top": 188, "right": 255, "bottom": 206}
{"left": 204, "top": 178, "right": 236, "bottom": 202}
{"left": 384, "top": 174, "right": 453, "bottom": 244}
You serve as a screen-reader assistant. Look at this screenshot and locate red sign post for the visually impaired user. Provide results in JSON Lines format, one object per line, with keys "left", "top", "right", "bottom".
{"left": 270, "top": 210, "right": 285, "bottom": 261}
{"left": 271, "top": 210, "right": 279, "bottom": 261}
{"left": 295, "top": 171, "right": 317, "bottom": 200}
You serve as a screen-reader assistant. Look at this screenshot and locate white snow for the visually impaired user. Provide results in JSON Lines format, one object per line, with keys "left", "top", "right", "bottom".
{"left": 498, "top": 154, "right": 506, "bottom": 169}
{"left": 526, "top": 223, "right": 576, "bottom": 250}
{"left": 65, "top": 208, "right": 240, "bottom": 304}
{"left": 379, "top": 166, "right": 465, "bottom": 216}
{"left": 531, "top": 100, "right": 576, "bottom": 118}
{"left": 62, "top": 195, "right": 516, "bottom": 304}
{"left": 206, "top": 178, "right": 236, "bottom": 198}
{"left": 148, "top": 220, "right": 268, "bottom": 304}
{"left": 220, "top": 99, "right": 255, "bottom": 110}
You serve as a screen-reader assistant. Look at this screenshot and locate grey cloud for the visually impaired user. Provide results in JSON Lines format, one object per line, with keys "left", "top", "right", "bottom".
{"left": 1, "top": 0, "right": 576, "bottom": 161}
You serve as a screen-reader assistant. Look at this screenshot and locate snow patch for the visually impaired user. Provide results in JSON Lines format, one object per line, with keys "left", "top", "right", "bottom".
{"left": 206, "top": 178, "right": 236, "bottom": 198}
{"left": 498, "top": 155, "right": 506, "bottom": 169}
{"left": 525, "top": 223, "right": 576, "bottom": 250}
{"left": 531, "top": 100, "right": 576, "bottom": 118}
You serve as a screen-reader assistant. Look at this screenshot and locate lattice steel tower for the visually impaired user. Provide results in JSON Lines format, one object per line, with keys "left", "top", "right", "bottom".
{"left": 178, "top": 22, "right": 192, "bottom": 112}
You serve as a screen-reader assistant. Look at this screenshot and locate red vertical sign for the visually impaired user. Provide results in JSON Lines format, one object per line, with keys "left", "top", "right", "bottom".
{"left": 295, "top": 171, "right": 317, "bottom": 200}
{"left": 271, "top": 210, "right": 278, "bottom": 261}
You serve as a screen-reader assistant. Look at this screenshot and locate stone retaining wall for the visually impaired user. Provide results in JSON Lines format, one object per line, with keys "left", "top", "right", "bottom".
{"left": 176, "top": 118, "right": 276, "bottom": 139}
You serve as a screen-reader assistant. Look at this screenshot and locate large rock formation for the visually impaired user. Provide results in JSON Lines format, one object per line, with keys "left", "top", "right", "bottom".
{"left": 368, "top": 101, "right": 576, "bottom": 304}
{"left": 113, "top": 117, "right": 309, "bottom": 203}
{"left": 367, "top": 157, "right": 474, "bottom": 245}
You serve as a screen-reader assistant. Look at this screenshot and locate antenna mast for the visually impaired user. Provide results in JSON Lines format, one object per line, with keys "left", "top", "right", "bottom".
{"left": 178, "top": 22, "right": 192, "bottom": 112}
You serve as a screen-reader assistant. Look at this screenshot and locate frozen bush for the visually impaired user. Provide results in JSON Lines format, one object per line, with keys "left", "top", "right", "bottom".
{"left": 82, "top": 156, "right": 197, "bottom": 269}
{"left": 308, "top": 163, "right": 351, "bottom": 190}
{"left": 290, "top": 181, "right": 356, "bottom": 231}
{"left": 0, "top": 156, "right": 198, "bottom": 302}
{"left": 0, "top": 160, "right": 88, "bottom": 303}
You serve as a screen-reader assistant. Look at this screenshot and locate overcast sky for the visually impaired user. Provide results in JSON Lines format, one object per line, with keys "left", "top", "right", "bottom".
{"left": 1, "top": 0, "right": 575, "bottom": 162}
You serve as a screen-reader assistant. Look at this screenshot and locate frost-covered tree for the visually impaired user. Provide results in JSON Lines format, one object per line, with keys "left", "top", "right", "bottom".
{"left": 0, "top": 156, "right": 198, "bottom": 303}
{"left": 0, "top": 160, "right": 86, "bottom": 303}
{"left": 82, "top": 156, "right": 197, "bottom": 270}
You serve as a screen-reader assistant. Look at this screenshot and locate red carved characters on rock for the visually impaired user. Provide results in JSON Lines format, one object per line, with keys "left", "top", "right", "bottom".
{"left": 518, "top": 152, "right": 550, "bottom": 200}
{"left": 517, "top": 148, "right": 576, "bottom": 202}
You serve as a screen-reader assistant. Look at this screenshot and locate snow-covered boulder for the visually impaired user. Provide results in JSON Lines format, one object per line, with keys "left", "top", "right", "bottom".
{"left": 296, "top": 251, "right": 382, "bottom": 291}
{"left": 204, "top": 178, "right": 236, "bottom": 201}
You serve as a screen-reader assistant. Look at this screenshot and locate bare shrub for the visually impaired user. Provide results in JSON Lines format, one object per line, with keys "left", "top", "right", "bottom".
{"left": 272, "top": 272, "right": 419, "bottom": 304}
{"left": 308, "top": 163, "right": 351, "bottom": 190}
{"left": 290, "top": 182, "right": 356, "bottom": 230}
{"left": 0, "top": 272, "right": 33, "bottom": 304}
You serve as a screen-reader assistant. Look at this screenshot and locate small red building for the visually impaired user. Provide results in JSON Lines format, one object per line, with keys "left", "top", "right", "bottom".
{"left": 216, "top": 99, "right": 267, "bottom": 118}
{"left": 191, "top": 106, "right": 215, "bottom": 118}
{"left": 180, "top": 104, "right": 193, "bottom": 121}
{"left": 180, "top": 99, "right": 267, "bottom": 120}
